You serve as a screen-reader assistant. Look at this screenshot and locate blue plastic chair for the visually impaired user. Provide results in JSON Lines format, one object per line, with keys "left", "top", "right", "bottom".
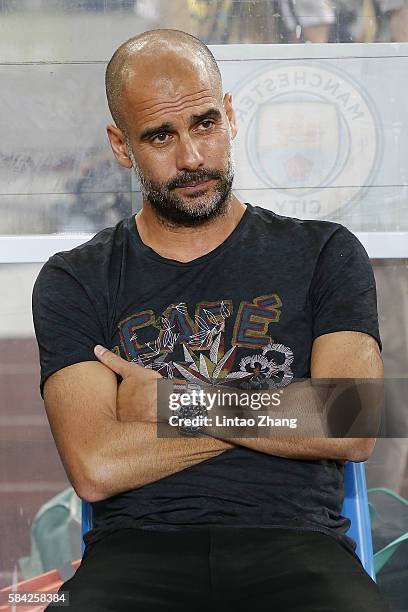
{"left": 81, "top": 500, "right": 93, "bottom": 555}
{"left": 81, "top": 461, "right": 375, "bottom": 580}
{"left": 342, "top": 461, "right": 375, "bottom": 580}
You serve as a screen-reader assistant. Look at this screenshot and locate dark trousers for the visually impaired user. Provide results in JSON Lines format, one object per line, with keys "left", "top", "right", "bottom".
{"left": 47, "top": 527, "right": 391, "bottom": 611}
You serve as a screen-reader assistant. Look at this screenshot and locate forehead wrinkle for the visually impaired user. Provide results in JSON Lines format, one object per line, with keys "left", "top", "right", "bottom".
{"left": 130, "top": 88, "right": 214, "bottom": 113}
{"left": 140, "top": 95, "right": 217, "bottom": 123}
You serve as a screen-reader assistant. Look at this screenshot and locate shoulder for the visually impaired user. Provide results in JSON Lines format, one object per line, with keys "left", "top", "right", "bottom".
{"left": 39, "top": 216, "right": 129, "bottom": 279}
{"left": 33, "top": 216, "right": 130, "bottom": 309}
{"left": 53, "top": 216, "right": 128, "bottom": 269}
{"left": 249, "top": 204, "right": 357, "bottom": 254}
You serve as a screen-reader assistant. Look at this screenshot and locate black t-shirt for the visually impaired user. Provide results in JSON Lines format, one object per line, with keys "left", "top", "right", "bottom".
{"left": 32, "top": 203, "right": 381, "bottom": 552}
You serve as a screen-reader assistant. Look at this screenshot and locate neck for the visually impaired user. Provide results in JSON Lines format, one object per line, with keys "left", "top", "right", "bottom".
{"left": 134, "top": 194, "right": 247, "bottom": 263}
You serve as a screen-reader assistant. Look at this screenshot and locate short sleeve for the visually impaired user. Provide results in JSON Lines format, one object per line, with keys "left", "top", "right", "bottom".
{"left": 310, "top": 225, "right": 382, "bottom": 352}
{"left": 32, "top": 253, "right": 108, "bottom": 399}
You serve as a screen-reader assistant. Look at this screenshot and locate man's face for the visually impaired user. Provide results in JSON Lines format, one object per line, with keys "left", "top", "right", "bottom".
{"left": 117, "top": 57, "right": 237, "bottom": 226}
{"left": 127, "top": 129, "right": 235, "bottom": 227}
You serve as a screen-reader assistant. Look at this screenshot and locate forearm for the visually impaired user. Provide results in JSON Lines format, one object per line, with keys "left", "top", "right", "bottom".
{"left": 217, "top": 435, "right": 375, "bottom": 463}
{"left": 86, "top": 420, "right": 234, "bottom": 502}
{"left": 201, "top": 378, "right": 380, "bottom": 462}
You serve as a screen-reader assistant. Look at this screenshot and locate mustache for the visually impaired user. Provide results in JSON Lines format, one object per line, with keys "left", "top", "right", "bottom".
{"left": 167, "top": 169, "right": 224, "bottom": 190}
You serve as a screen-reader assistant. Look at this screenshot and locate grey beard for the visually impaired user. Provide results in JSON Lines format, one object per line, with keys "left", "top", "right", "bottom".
{"left": 126, "top": 140, "right": 235, "bottom": 227}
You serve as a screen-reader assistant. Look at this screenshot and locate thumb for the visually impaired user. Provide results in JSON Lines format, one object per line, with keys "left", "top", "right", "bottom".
{"left": 94, "top": 345, "right": 131, "bottom": 377}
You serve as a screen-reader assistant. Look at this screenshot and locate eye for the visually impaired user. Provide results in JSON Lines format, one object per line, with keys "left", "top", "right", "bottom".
{"left": 199, "top": 120, "right": 214, "bottom": 130}
{"left": 151, "top": 132, "right": 170, "bottom": 144}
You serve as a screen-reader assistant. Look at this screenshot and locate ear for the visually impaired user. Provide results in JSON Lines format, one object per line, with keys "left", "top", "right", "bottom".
{"left": 223, "top": 92, "right": 238, "bottom": 140}
{"left": 106, "top": 124, "right": 133, "bottom": 169}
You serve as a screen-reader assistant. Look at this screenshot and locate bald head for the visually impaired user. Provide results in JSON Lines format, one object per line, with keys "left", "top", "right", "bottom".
{"left": 105, "top": 29, "right": 223, "bottom": 134}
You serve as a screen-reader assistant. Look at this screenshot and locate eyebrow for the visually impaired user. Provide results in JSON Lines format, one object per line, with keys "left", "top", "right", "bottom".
{"left": 139, "top": 107, "right": 222, "bottom": 141}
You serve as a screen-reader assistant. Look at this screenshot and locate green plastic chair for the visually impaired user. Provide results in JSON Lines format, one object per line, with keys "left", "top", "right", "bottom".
{"left": 368, "top": 487, "right": 408, "bottom": 575}
{"left": 19, "top": 487, "right": 82, "bottom": 579}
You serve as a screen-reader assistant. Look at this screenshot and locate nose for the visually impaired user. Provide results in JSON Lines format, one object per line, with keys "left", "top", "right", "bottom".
{"left": 175, "top": 134, "right": 204, "bottom": 172}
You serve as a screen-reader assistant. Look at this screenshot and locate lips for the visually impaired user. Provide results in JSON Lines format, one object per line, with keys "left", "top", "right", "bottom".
{"left": 178, "top": 179, "right": 212, "bottom": 189}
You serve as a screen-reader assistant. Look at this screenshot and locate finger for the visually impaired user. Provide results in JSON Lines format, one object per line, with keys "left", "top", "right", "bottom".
{"left": 94, "top": 345, "right": 131, "bottom": 377}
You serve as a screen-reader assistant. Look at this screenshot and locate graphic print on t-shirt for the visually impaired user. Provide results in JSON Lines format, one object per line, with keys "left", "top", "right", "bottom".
{"left": 111, "top": 294, "right": 294, "bottom": 390}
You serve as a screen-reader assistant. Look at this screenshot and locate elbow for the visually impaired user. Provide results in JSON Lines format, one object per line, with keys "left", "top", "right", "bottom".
{"left": 72, "top": 473, "right": 105, "bottom": 503}
{"left": 70, "top": 456, "right": 113, "bottom": 503}
{"left": 345, "top": 438, "right": 376, "bottom": 463}
{"left": 75, "top": 483, "right": 106, "bottom": 503}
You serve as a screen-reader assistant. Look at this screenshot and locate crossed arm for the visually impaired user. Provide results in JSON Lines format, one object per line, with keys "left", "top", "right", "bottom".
{"left": 217, "top": 331, "right": 383, "bottom": 462}
{"left": 43, "top": 330, "right": 383, "bottom": 502}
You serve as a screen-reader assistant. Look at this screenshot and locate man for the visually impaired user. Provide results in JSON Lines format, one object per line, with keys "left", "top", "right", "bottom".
{"left": 279, "top": 0, "right": 335, "bottom": 42}
{"left": 32, "top": 29, "right": 390, "bottom": 611}
{"left": 280, "top": 0, "right": 408, "bottom": 43}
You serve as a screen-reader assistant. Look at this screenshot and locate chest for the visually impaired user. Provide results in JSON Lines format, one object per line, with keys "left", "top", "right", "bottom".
{"left": 108, "top": 262, "right": 315, "bottom": 383}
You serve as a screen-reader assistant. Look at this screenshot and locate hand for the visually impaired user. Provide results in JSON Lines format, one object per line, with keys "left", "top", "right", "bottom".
{"left": 94, "top": 345, "right": 162, "bottom": 423}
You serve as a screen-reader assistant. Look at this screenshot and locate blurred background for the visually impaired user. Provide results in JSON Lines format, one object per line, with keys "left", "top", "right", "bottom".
{"left": 0, "top": 1, "right": 407, "bottom": 611}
